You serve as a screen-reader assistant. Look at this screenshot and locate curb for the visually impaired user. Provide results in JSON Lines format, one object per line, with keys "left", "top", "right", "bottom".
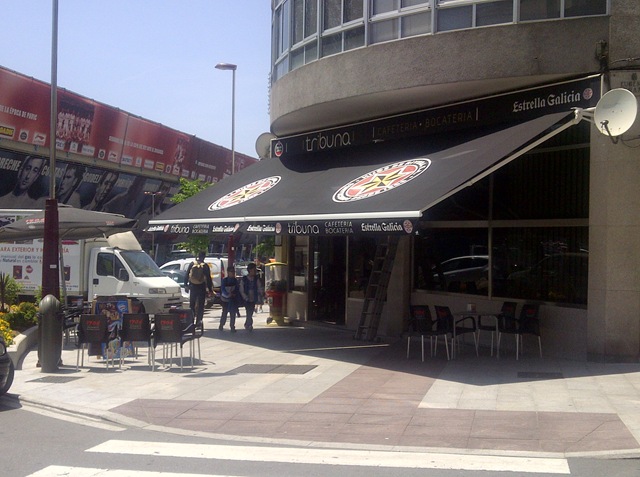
{"left": 7, "top": 326, "right": 37, "bottom": 370}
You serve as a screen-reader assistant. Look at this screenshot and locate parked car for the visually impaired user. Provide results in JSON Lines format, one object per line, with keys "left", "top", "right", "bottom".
{"left": 161, "top": 269, "right": 190, "bottom": 303}
{"left": 506, "top": 252, "right": 588, "bottom": 304}
{"left": 234, "top": 261, "right": 252, "bottom": 277}
{"left": 159, "top": 257, "right": 227, "bottom": 289}
{"left": 0, "top": 335, "right": 14, "bottom": 395}
{"left": 160, "top": 259, "right": 225, "bottom": 307}
{"left": 432, "top": 255, "right": 490, "bottom": 293}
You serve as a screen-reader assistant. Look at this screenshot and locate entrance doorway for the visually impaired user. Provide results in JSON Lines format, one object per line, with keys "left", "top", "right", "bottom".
{"left": 311, "top": 236, "right": 346, "bottom": 324}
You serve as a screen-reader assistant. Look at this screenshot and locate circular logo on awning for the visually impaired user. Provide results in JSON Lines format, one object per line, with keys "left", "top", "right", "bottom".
{"left": 208, "top": 176, "right": 281, "bottom": 211}
{"left": 333, "top": 159, "right": 431, "bottom": 203}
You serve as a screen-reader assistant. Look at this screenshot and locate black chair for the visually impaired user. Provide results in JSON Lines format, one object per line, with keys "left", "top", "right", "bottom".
{"left": 407, "top": 305, "right": 451, "bottom": 361}
{"left": 434, "top": 305, "right": 477, "bottom": 358}
{"left": 76, "top": 314, "right": 114, "bottom": 370}
{"left": 497, "top": 304, "right": 541, "bottom": 359}
{"left": 153, "top": 313, "right": 197, "bottom": 371}
{"left": 170, "top": 308, "right": 203, "bottom": 363}
{"left": 478, "top": 301, "right": 517, "bottom": 356}
{"left": 119, "top": 313, "right": 153, "bottom": 367}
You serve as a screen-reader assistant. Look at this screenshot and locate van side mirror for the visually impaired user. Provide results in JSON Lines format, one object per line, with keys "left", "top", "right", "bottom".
{"left": 118, "top": 269, "right": 129, "bottom": 281}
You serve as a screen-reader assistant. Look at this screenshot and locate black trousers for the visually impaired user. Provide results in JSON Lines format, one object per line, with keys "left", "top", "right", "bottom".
{"left": 189, "top": 284, "right": 207, "bottom": 323}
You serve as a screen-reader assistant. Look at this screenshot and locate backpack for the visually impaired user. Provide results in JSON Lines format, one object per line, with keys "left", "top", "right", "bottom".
{"left": 189, "top": 262, "right": 206, "bottom": 285}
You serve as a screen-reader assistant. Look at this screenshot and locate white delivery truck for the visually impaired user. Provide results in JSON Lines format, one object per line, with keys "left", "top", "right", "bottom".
{"left": 0, "top": 232, "right": 182, "bottom": 314}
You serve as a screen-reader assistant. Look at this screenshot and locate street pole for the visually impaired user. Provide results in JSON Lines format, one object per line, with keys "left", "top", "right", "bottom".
{"left": 144, "top": 191, "right": 161, "bottom": 260}
{"left": 43, "top": 0, "right": 60, "bottom": 300}
{"left": 215, "top": 62, "right": 238, "bottom": 266}
{"left": 40, "top": 0, "right": 61, "bottom": 372}
{"left": 215, "top": 62, "right": 237, "bottom": 176}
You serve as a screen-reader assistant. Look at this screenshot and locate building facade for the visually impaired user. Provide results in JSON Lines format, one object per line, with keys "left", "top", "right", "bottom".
{"left": 269, "top": 0, "right": 640, "bottom": 361}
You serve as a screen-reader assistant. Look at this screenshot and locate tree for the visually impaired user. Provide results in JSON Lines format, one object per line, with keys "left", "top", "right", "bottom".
{"left": 255, "top": 236, "right": 275, "bottom": 260}
{"left": 171, "top": 178, "right": 212, "bottom": 256}
{"left": 0, "top": 272, "right": 22, "bottom": 311}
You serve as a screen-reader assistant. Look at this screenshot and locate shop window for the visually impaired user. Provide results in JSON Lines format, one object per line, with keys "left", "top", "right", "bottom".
{"left": 492, "top": 127, "right": 589, "bottom": 220}
{"left": 348, "top": 236, "right": 377, "bottom": 298}
{"left": 493, "top": 226, "right": 588, "bottom": 305}
{"left": 414, "top": 228, "right": 489, "bottom": 295}
{"left": 413, "top": 225, "right": 588, "bottom": 305}
{"left": 289, "top": 236, "right": 309, "bottom": 291}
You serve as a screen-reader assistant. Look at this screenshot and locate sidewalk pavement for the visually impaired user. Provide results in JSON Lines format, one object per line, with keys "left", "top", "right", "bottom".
{"left": 7, "top": 306, "right": 640, "bottom": 459}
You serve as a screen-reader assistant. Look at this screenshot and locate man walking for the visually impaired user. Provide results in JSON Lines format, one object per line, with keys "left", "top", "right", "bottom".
{"left": 240, "top": 262, "right": 264, "bottom": 331}
{"left": 185, "top": 251, "right": 213, "bottom": 326}
{"left": 219, "top": 265, "right": 239, "bottom": 331}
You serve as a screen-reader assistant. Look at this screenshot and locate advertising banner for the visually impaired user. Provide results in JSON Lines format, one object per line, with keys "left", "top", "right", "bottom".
{"left": 0, "top": 67, "right": 257, "bottom": 183}
{"left": 0, "top": 148, "right": 179, "bottom": 219}
{"left": 0, "top": 237, "right": 81, "bottom": 293}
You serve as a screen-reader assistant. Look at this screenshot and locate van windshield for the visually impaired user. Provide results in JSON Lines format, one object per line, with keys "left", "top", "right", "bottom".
{"left": 120, "top": 250, "right": 165, "bottom": 278}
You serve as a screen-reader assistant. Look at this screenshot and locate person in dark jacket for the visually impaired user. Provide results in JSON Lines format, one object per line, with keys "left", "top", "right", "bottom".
{"left": 239, "top": 262, "right": 264, "bottom": 331}
{"left": 219, "top": 265, "right": 239, "bottom": 331}
{"left": 184, "top": 251, "right": 213, "bottom": 325}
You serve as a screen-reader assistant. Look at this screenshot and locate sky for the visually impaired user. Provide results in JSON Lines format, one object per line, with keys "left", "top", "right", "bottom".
{"left": 1, "top": 1, "right": 272, "bottom": 158}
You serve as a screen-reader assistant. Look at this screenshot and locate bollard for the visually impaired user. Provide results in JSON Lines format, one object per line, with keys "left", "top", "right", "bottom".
{"left": 39, "top": 294, "right": 62, "bottom": 373}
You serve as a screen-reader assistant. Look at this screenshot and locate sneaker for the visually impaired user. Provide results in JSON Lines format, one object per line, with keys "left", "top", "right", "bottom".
{"left": 218, "top": 325, "right": 224, "bottom": 331}
{"left": 231, "top": 327, "right": 236, "bottom": 332}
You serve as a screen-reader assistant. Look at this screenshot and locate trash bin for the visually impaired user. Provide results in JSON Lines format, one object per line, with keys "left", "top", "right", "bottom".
{"left": 265, "top": 262, "right": 288, "bottom": 325}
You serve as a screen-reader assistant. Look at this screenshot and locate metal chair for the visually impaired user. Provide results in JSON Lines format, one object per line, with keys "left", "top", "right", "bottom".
{"left": 497, "top": 304, "right": 541, "bottom": 359}
{"left": 76, "top": 314, "right": 115, "bottom": 370}
{"left": 407, "top": 305, "right": 451, "bottom": 361}
{"left": 170, "top": 308, "right": 202, "bottom": 363}
{"left": 152, "top": 313, "right": 197, "bottom": 371}
{"left": 119, "top": 313, "right": 153, "bottom": 367}
{"left": 478, "top": 301, "right": 516, "bottom": 356}
{"left": 434, "top": 305, "right": 478, "bottom": 358}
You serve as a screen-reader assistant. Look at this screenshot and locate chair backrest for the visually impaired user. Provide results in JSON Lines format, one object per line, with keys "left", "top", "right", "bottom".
{"left": 501, "top": 301, "right": 517, "bottom": 318}
{"left": 410, "top": 305, "right": 432, "bottom": 333}
{"left": 433, "top": 306, "right": 453, "bottom": 332}
{"left": 121, "top": 313, "right": 152, "bottom": 342}
{"left": 519, "top": 304, "right": 539, "bottom": 321}
{"left": 170, "top": 308, "right": 194, "bottom": 327}
{"left": 154, "top": 313, "right": 184, "bottom": 344}
{"left": 78, "top": 314, "right": 110, "bottom": 344}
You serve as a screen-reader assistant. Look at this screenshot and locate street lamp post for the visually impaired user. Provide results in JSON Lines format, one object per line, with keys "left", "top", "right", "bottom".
{"left": 144, "top": 191, "right": 163, "bottom": 260}
{"left": 215, "top": 62, "right": 237, "bottom": 176}
{"left": 215, "top": 62, "right": 238, "bottom": 267}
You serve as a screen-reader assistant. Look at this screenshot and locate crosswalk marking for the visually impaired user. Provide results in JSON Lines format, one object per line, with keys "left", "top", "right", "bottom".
{"left": 88, "top": 439, "right": 571, "bottom": 474}
{"left": 28, "top": 466, "right": 236, "bottom": 477}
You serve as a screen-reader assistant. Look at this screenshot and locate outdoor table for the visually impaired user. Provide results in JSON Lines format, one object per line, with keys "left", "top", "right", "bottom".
{"left": 453, "top": 310, "right": 499, "bottom": 358}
